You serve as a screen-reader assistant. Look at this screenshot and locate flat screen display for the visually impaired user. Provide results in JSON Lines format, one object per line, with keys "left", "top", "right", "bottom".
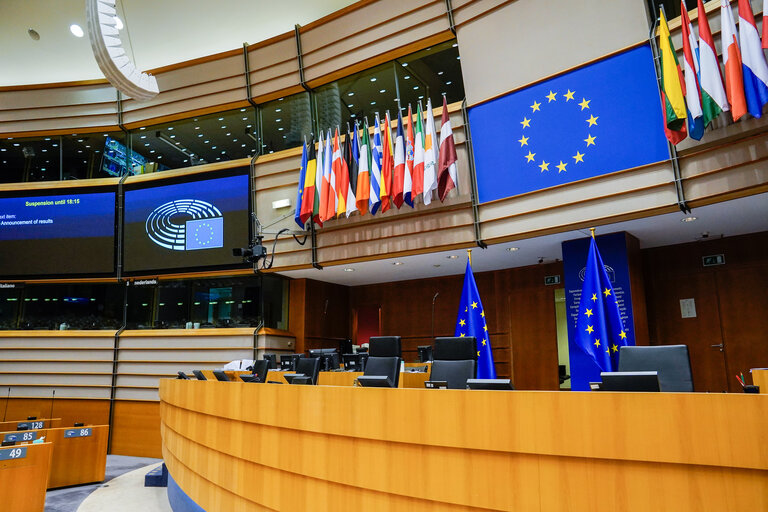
{"left": 0, "top": 189, "right": 116, "bottom": 277}
{"left": 123, "top": 171, "right": 250, "bottom": 273}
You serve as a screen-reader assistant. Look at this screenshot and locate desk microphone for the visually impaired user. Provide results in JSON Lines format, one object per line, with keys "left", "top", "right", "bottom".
{"left": 431, "top": 292, "right": 439, "bottom": 341}
{"left": 1, "top": 387, "right": 10, "bottom": 422}
{"left": 48, "top": 389, "right": 55, "bottom": 423}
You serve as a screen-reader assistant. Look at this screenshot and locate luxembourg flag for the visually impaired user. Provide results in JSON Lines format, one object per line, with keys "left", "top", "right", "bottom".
{"left": 698, "top": 0, "right": 730, "bottom": 126}
{"left": 738, "top": 0, "right": 768, "bottom": 118}
{"left": 681, "top": 3, "right": 704, "bottom": 140}
{"left": 721, "top": 0, "right": 748, "bottom": 121}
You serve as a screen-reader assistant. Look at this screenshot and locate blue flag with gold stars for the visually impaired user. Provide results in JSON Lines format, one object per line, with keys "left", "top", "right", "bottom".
{"left": 573, "top": 236, "right": 629, "bottom": 381}
{"left": 454, "top": 260, "right": 496, "bottom": 379}
{"left": 468, "top": 44, "right": 669, "bottom": 201}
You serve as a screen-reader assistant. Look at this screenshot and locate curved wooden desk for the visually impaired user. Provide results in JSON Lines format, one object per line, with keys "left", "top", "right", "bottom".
{"left": 159, "top": 380, "right": 768, "bottom": 511}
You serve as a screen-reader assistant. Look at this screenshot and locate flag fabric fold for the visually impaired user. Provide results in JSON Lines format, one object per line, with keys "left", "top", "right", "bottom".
{"left": 404, "top": 104, "right": 415, "bottom": 207}
{"left": 738, "top": 0, "right": 768, "bottom": 118}
{"left": 438, "top": 96, "right": 458, "bottom": 201}
{"left": 658, "top": 8, "right": 688, "bottom": 144}
{"left": 764, "top": 0, "right": 768, "bottom": 49}
{"left": 454, "top": 259, "right": 496, "bottom": 379}
{"left": 356, "top": 121, "right": 371, "bottom": 214}
{"left": 721, "top": 0, "right": 748, "bottom": 121}
{"left": 422, "top": 98, "right": 438, "bottom": 205}
{"left": 313, "top": 133, "right": 324, "bottom": 227}
{"left": 294, "top": 139, "right": 307, "bottom": 228}
{"left": 412, "top": 102, "right": 426, "bottom": 203}
{"left": 681, "top": 3, "right": 705, "bottom": 140}
{"left": 345, "top": 125, "right": 359, "bottom": 218}
{"left": 698, "top": 0, "right": 730, "bottom": 126}
{"left": 299, "top": 139, "right": 317, "bottom": 226}
{"left": 393, "top": 110, "right": 406, "bottom": 208}
{"left": 370, "top": 116, "right": 383, "bottom": 215}
{"left": 574, "top": 236, "right": 629, "bottom": 376}
{"left": 380, "top": 112, "right": 394, "bottom": 213}
{"left": 333, "top": 128, "right": 349, "bottom": 217}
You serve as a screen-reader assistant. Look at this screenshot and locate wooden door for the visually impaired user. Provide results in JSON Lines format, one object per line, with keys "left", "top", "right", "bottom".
{"left": 647, "top": 273, "right": 728, "bottom": 392}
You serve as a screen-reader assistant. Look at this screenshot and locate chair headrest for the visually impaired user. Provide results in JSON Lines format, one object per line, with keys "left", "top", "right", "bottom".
{"left": 368, "top": 336, "right": 402, "bottom": 357}
{"left": 434, "top": 337, "right": 477, "bottom": 360}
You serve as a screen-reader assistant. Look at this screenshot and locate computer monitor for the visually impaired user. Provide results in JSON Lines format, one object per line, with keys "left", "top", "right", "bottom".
{"left": 310, "top": 349, "right": 340, "bottom": 371}
{"left": 342, "top": 353, "right": 368, "bottom": 372}
{"left": 263, "top": 354, "right": 277, "bottom": 369}
{"left": 280, "top": 354, "right": 304, "bottom": 372}
{"left": 212, "top": 370, "right": 230, "bottom": 382}
{"left": 600, "top": 371, "right": 660, "bottom": 392}
{"left": 466, "top": 379, "right": 515, "bottom": 390}
{"left": 417, "top": 345, "right": 433, "bottom": 363}
{"left": 339, "top": 338, "right": 353, "bottom": 355}
{"left": 177, "top": 371, "right": 191, "bottom": 380}
{"left": 192, "top": 370, "right": 207, "bottom": 381}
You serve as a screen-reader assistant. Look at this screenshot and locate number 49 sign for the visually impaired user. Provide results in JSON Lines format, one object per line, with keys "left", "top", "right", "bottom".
{"left": 0, "top": 447, "right": 27, "bottom": 461}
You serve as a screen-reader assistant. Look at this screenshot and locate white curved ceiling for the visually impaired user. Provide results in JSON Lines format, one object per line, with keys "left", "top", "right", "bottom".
{"left": 0, "top": 0, "right": 355, "bottom": 86}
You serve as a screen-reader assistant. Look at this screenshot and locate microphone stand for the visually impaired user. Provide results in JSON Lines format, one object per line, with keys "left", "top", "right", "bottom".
{"left": 431, "top": 292, "right": 439, "bottom": 342}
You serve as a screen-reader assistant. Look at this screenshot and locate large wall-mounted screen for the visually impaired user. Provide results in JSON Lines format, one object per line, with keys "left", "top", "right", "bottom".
{"left": 0, "top": 188, "right": 116, "bottom": 277}
{"left": 123, "top": 170, "right": 250, "bottom": 274}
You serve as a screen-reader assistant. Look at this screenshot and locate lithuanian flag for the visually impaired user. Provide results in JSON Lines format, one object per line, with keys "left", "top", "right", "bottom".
{"left": 659, "top": 8, "right": 687, "bottom": 144}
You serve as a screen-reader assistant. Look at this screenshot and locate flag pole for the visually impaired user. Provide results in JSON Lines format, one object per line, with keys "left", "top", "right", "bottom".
{"left": 590, "top": 227, "right": 596, "bottom": 239}
{"left": 467, "top": 248, "right": 472, "bottom": 265}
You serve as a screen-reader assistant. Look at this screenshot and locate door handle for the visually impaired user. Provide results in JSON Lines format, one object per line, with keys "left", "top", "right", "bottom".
{"left": 711, "top": 343, "right": 724, "bottom": 352}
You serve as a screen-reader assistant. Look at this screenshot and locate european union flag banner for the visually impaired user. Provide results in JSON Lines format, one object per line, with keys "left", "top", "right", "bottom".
{"left": 469, "top": 45, "right": 670, "bottom": 201}
{"left": 454, "top": 260, "right": 496, "bottom": 379}
{"left": 572, "top": 236, "right": 630, "bottom": 388}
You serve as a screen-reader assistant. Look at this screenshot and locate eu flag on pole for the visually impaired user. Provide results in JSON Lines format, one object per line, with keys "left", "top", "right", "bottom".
{"left": 454, "top": 259, "right": 496, "bottom": 379}
{"left": 573, "top": 234, "right": 629, "bottom": 381}
{"left": 294, "top": 140, "right": 307, "bottom": 228}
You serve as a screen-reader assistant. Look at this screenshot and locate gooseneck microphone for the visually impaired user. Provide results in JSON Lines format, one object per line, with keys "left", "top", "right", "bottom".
{"left": 48, "top": 389, "right": 55, "bottom": 423}
{"left": 2, "top": 387, "right": 10, "bottom": 422}
{"left": 431, "top": 292, "right": 439, "bottom": 342}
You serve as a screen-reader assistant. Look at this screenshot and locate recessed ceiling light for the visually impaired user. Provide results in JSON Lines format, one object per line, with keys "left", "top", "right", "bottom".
{"left": 402, "top": 62, "right": 409, "bottom": 67}
{"left": 437, "top": 71, "right": 444, "bottom": 75}
{"left": 343, "top": 268, "right": 355, "bottom": 272}
{"left": 168, "top": 127, "right": 174, "bottom": 131}
{"left": 140, "top": 135, "right": 146, "bottom": 139}
{"left": 170, "top": 135, "right": 176, "bottom": 139}
{"left": 413, "top": 86, "right": 419, "bottom": 90}
{"left": 507, "top": 247, "right": 519, "bottom": 252}
{"left": 379, "top": 89, "right": 386, "bottom": 93}
{"left": 275, "top": 119, "right": 281, "bottom": 122}
{"left": 114, "top": 16, "right": 123, "bottom": 30}
{"left": 681, "top": 216, "right": 697, "bottom": 223}
{"left": 446, "top": 81, "right": 452, "bottom": 85}
{"left": 456, "top": 56, "right": 461, "bottom": 60}
{"left": 28, "top": 28, "right": 40, "bottom": 41}
{"left": 70, "top": 24, "right": 84, "bottom": 38}
{"left": 370, "top": 77, "right": 377, "bottom": 82}
{"left": 218, "top": 117, "right": 224, "bottom": 121}
{"left": 447, "top": 255, "right": 458, "bottom": 259}
{"left": 140, "top": 127, "right": 146, "bottom": 130}
{"left": 226, "top": 133, "right": 231, "bottom": 136}
{"left": 393, "top": 262, "right": 404, "bottom": 266}
{"left": 242, "top": 117, "right": 247, "bottom": 121}
{"left": 240, "top": 108, "right": 246, "bottom": 112}
{"left": 220, "top": 125, "right": 226, "bottom": 129}
{"left": 204, "top": 140, "right": 209, "bottom": 143}
{"left": 348, "top": 92, "right": 354, "bottom": 96}
{"left": 404, "top": 75, "right": 410, "bottom": 80}
{"left": 275, "top": 108, "right": 282, "bottom": 112}
{"left": 370, "top": 101, "right": 376, "bottom": 105}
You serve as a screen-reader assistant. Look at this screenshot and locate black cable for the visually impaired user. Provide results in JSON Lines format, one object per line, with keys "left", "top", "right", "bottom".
{"left": 262, "top": 228, "right": 289, "bottom": 270}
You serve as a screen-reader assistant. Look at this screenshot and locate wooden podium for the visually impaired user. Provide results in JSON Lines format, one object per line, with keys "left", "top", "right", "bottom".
{"left": 160, "top": 380, "right": 768, "bottom": 511}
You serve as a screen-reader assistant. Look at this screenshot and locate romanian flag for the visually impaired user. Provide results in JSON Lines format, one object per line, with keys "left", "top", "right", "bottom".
{"left": 738, "top": 0, "right": 768, "bottom": 118}
{"left": 392, "top": 110, "right": 406, "bottom": 208}
{"left": 344, "top": 125, "right": 359, "bottom": 217}
{"left": 721, "top": 0, "right": 747, "bottom": 121}
{"left": 379, "top": 113, "right": 393, "bottom": 213}
{"left": 299, "top": 140, "right": 317, "bottom": 226}
{"left": 658, "top": 8, "right": 687, "bottom": 144}
{"left": 356, "top": 121, "right": 371, "bottom": 214}
{"left": 698, "top": 0, "right": 730, "bottom": 126}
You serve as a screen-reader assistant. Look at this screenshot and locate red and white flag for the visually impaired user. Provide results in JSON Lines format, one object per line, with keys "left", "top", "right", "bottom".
{"left": 437, "top": 96, "right": 458, "bottom": 202}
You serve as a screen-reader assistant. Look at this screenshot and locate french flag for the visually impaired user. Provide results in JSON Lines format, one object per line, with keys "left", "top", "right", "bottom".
{"left": 721, "top": 0, "right": 747, "bottom": 121}
{"left": 738, "top": 0, "right": 768, "bottom": 118}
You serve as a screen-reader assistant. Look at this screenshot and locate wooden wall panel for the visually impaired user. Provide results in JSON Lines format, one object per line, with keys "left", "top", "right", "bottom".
{"left": 303, "top": 279, "right": 350, "bottom": 350}
{"left": 1, "top": 398, "right": 109, "bottom": 428}
{"left": 642, "top": 231, "right": 768, "bottom": 393}
{"left": 110, "top": 400, "right": 162, "bottom": 458}
{"left": 247, "top": 34, "right": 302, "bottom": 102}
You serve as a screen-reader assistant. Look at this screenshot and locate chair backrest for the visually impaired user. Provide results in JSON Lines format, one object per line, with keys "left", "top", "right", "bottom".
{"left": 192, "top": 370, "right": 207, "bottom": 381}
{"left": 212, "top": 370, "right": 230, "bottom": 382}
{"left": 262, "top": 354, "right": 277, "bottom": 369}
{"left": 250, "top": 360, "right": 269, "bottom": 382}
{"left": 617, "top": 345, "right": 694, "bottom": 392}
{"left": 368, "top": 336, "right": 402, "bottom": 357}
{"left": 434, "top": 337, "right": 477, "bottom": 360}
{"left": 295, "top": 357, "right": 321, "bottom": 385}
{"left": 363, "top": 356, "right": 401, "bottom": 387}
{"left": 430, "top": 360, "right": 476, "bottom": 389}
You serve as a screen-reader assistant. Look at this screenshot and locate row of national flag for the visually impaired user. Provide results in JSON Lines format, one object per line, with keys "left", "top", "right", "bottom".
{"left": 294, "top": 96, "right": 459, "bottom": 228}
{"left": 659, "top": 0, "right": 768, "bottom": 144}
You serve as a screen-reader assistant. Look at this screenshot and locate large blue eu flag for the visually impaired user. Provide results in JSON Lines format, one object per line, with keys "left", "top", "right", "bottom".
{"left": 454, "top": 259, "right": 496, "bottom": 379}
{"left": 573, "top": 235, "right": 629, "bottom": 383}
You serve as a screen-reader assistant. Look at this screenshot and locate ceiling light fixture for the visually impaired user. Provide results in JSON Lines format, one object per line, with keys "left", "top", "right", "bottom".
{"left": 343, "top": 268, "right": 355, "bottom": 272}
{"left": 85, "top": 0, "right": 158, "bottom": 100}
{"left": 507, "top": 247, "right": 519, "bottom": 252}
{"left": 70, "top": 24, "right": 84, "bottom": 37}
{"left": 681, "top": 216, "right": 697, "bottom": 223}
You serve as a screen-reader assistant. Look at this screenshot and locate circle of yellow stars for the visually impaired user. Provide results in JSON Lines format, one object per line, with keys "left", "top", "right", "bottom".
{"left": 518, "top": 89, "right": 598, "bottom": 174}
{"left": 583, "top": 287, "right": 627, "bottom": 356}
{"left": 457, "top": 301, "right": 489, "bottom": 358}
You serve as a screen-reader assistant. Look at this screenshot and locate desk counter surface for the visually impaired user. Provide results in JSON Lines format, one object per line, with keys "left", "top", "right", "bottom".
{"left": 159, "top": 380, "right": 768, "bottom": 512}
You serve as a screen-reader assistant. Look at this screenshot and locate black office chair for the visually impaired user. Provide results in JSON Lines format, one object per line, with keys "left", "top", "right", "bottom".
{"left": 358, "top": 356, "right": 401, "bottom": 387}
{"left": 192, "top": 370, "right": 207, "bottom": 381}
{"left": 240, "top": 360, "right": 269, "bottom": 383}
{"left": 263, "top": 354, "right": 277, "bottom": 370}
{"left": 368, "top": 336, "right": 402, "bottom": 357}
{"left": 285, "top": 357, "right": 321, "bottom": 385}
{"left": 617, "top": 344, "right": 694, "bottom": 392}
{"left": 429, "top": 337, "right": 477, "bottom": 389}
